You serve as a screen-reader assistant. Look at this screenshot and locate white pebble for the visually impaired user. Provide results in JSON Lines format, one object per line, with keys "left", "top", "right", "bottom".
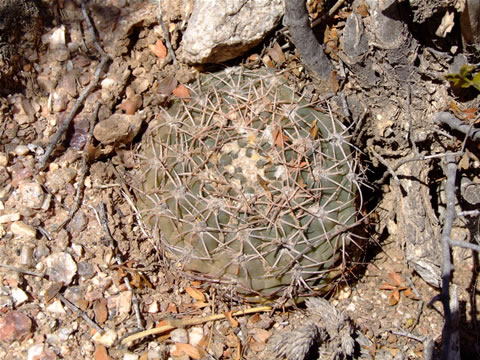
{"left": 0, "top": 213, "right": 20, "bottom": 224}
{"left": 10, "top": 221, "right": 37, "bottom": 239}
{"left": 0, "top": 153, "right": 8, "bottom": 167}
{"left": 92, "top": 328, "right": 117, "bottom": 347}
{"left": 123, "top": 353, "right": 139, "bottom": 360}
{"left": 189, "top": 327, "right": 204, "bottom": 347}
{"left": 46, "top": 299, "right": 67, "bottom": 317}
{"left": 11, "top": 288, "right": 29, "bottom": 306}
{"left": 170, "top": 328, "right": 188, "bottom": 343}
{"left": 14, "top": 145, "right": 30, "bottom": 156}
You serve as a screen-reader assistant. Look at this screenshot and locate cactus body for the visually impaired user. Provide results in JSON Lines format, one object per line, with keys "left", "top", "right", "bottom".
{"left": 136, "top": 68, "right": 359, "bottom": 300}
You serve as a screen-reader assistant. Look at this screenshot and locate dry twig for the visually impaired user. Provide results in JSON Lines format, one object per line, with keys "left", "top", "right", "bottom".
{"left": 56, "top": 292, "right": 104, "bottom": 333}
{"left": 97, "top": 202, "right": 144, "bottom": 330}
{"left": 156, "top": 0, "right": 177, "bottom": 65}
{"left": 53, "top": 103, "right": 100, "bottom": 231}
{"left": 121, "top": 306, "right": 272, "bottom": 345}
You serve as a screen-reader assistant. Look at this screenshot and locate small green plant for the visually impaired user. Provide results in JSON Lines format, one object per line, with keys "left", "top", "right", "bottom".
{"left": 134, "top": 67, "right": 363, "bottom": 301}
{"left": 445, "top": 64, "right": 480, "bottom": 92}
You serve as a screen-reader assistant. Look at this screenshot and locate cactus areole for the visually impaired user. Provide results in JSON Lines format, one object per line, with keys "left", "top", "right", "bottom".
{"left": 136, "top": 67, "right": 359, "bottom": 301}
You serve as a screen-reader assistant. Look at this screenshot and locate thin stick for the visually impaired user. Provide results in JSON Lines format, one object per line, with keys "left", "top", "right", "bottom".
{"left": 439, "top": 153, "right": 460, "bottom": 360}
{"left": 54, "top": 103, "right": 100, "bottom": 231}
{"left": 312, "top": 0, "right": 346, "bottom": 28}
{"left": 391, "top": 329, "right": 425, "bottom": 343}
{"left": 56, "top": 292, "right": 104, "bottom": 333}
{"left": 433, "top": 112, "right": 480, "bottom": 141}
{"left": 80, "top": 0, "right": 108, "bottom": 58}
{"left": 448, "top": 239, "right": 480, "bottom": 252}
{"left": 37, "top": 56, "right": 110, "bottom": 169}
{"left": 38, "top": 1, "right": 112, "bottom": 170}
{"left": 0, "top": 263, "right": 45, "bottom": 278}
{"left": 157, "top": 0, "right": 177, "bottom": 65}
{"left": 97, "top": 202, "right": 144, "bottom": 330}
{"left": 121, "top": 306, "right": 272, "bottom": 345}
{"left": 369, "top": 147, "right": 400, "bottom": 184}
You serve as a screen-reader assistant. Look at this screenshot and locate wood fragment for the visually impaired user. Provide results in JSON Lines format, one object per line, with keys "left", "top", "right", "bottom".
{"left": 284, "top": 0, "right": 333, "bottom": 81}
{"left": 120, "top": 306, "right": 272, "bottom": 345}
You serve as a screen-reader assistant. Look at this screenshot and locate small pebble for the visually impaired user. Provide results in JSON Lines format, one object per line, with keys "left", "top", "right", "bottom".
{"left": 11, "top": 288, "right": 28, "bottom": 307}
{"left": 10, "top": 221, "right": 36, "bottom": 239}
{"left": 0, "top": 311, "right": 32, "bottom": 343}
{"left": 189, "top": 327, "right": 204, "bottom": 347}
{"left": 0, "top": 213, "right": 20, "bottom": 224}
{"left": 17, "top": 182, "right": 45, "bottom": 209}
{"left": 14, "top": 145, "right": 30, "bottom": 156}
{"left": 0, "top": 153, "right": 8, "bottom": 167}
{"left": 27, "top": 344, "right": 57, "bottom": 360}
{"left": 20, "top": 245, "right": 34, "bottom": 267}
{"left": 71, "top": 243, "right": 83, "bottom": 257}
{"left": 45, "top": 252, "right": 77, "bottom": 285}
{"left": 170, "top": 328, "right": 188, "bottom": 344}
{"left": 92, "top": 328, "right": 117, "bottom": 347}
{"left": 46, "top": 299, "right": 67, "bottom": 317}
{"left": 123, "top": 353, "right": 139, "bottom": 360}
{"left": 77, "top": 261, "right": 95, "bottom": 279}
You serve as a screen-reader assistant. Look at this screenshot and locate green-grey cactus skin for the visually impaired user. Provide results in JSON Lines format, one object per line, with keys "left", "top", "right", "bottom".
{"left": 136, "top": 67, "right": 359, "bottom": 300}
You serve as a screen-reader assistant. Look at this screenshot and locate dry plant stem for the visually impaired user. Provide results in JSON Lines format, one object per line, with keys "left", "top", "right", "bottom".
{"left": 81, "top": 0, "right": 108, "bottom": 58}
{"left": 56, "top": 292, "right": 104, "bottom": 333}
{"left": 369, "top": 148, "right": 400, "bottom": 184}
{"left": 311, "top": 0, "right": 346, "bottom": 28}
{"left": 54, "top": 103, "right": 100, "bottom": 232}
{"left": 449, "top": 239, "right": 480, "bottom": 252}
{"left": 439, "top": 153, "right": 460, "bottom": 360}
{"left": 0, "top": 263, "right": 45, "bottom": 278}
{"left": 121, "top": 306, "right": 272, "bottom": 345}
{"left": 433, "top": 111, "right": 480, "bottom": 141}
{"left": 284, "top": 0, "right": 333, "bottom": 80}
{"left": 97, "top": 202, "right": 144, "bottom": 330}
{"left": 37, "top": 56, "right": 110, "bottom": 169}
{"left": 157, "top": 0, "right": 177, "bottom": 65}
{"left": 391, "top": 329, "right": 425, "bottom": 343}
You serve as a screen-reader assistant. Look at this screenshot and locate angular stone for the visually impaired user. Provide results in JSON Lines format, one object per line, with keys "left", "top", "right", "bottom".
{"left": 17, "top": 181, "right": 45, "bottom": 209}
{"left": 182, "top": 0, "right": 284, "bottom": 64}
{"left": 10, "top": 221, "right": 36, "bottom": 239}
{"left": 94, "top": 113, "right": 142, "bottom": 145}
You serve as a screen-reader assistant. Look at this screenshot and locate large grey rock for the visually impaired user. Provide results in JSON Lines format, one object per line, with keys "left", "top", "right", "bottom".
{"left": 181, "top": 0, "right": 284, "bottom": 64}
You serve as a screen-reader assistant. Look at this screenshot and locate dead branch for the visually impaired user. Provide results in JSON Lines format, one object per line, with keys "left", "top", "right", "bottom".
{"left": 438, "top": 152, "right": 461, "bottom": 360}
{"left": 284, "top": 0, "right": 333, "bottom": 81}
{"left": 433, "top": 112, "right": 480, "bottom": 141}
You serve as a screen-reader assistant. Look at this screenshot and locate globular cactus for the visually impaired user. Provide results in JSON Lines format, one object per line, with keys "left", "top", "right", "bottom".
{"left": 135, "top": 67, "right": 361, "bottom": 300}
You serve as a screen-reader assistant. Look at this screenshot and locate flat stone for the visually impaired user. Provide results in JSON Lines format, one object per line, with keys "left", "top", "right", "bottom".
{"left": 93, "top": 113, "right": 142, "bottom": 145}
{"left": 10, "top": 221, "right": 36, "bottom": 239}
{"left": 181, "top": 0, "right": 284, "bottom": 64}
{"left": 45, "top": 252, "right": 77, "bottom": 285}
{"left": 0, "top": 213, "right": 20, "bottom": 224}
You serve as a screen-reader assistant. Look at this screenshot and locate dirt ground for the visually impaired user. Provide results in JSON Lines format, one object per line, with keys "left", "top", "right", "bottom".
{"left": 0, "top": 0, "right": 479, "bottom": 359}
